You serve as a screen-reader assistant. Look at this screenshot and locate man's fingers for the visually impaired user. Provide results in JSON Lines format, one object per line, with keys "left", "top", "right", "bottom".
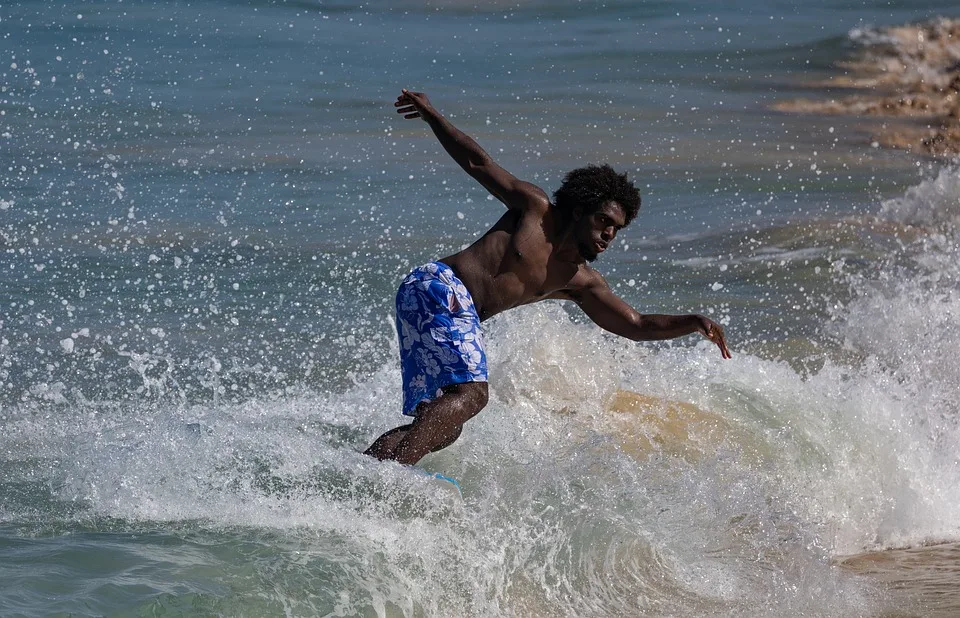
{"left": 396, "top": 89, "right": 421, "bottom": 103}
{"left": 394, "top": 89, "right": 429, "bottom": 120}
{"left": 714, "top": 337, "right": 728, "bottom": 358}
{"left": 717, "top": 336, "right": 731, "bottom": 359}
{"left": 702, "top": 321, "right": 731, "bottom": 359}
{"left": 398, "top": 90, "right": 426, "bottom": 107}
{"left": 393, "top": 95, "right": 421, "bottom": 119}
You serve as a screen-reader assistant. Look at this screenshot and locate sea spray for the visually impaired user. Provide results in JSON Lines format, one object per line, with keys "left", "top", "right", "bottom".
{"left": 3, "top": 301, "right": 879, "bottom": 615}
{"left": 4, "top": 1, "right": 959, "bottom": 614}
{"left": 829, "top": 164, "right": 960, "bottom": 547}
{"left": 10, "top": 172, "right": 960, "bottom": 614}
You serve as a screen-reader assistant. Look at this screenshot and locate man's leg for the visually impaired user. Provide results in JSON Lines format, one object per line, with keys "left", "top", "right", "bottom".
{"left": 363, "top": 424, "right": 413, "bottom": 460}
{"left": 363, "top": 424, "right": 463, "bottom": 459}
{"left": 364, "top": 382, "right": 488, "bottom": 465}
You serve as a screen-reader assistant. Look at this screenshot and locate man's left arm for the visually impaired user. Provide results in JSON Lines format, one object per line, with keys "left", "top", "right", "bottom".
{"left": 559, "top": 272, "right": 732, "bottom": 359}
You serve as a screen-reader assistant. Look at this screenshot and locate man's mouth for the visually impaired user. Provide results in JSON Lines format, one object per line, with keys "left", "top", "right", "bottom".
{"left": 595, "top": 241, "right": 607, "bottom": 253}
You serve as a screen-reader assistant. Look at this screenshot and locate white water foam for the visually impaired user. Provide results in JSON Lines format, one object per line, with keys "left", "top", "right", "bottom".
{"left": 828, "top": 164, "right": 960, "bottom": 549}
{"left": 1, "top": 304, "right": 873, "bottom": 616}
{"left": 6, "top": 168, "right": 960, "bottom": 615}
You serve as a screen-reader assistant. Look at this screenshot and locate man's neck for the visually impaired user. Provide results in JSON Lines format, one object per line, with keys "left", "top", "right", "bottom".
{"left": 551, "top": 213, "right": 586, "bottom": 264}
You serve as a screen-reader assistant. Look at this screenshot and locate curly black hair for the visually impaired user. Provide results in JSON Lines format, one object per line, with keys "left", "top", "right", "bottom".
{"left": 552, "top": 164, "right": 641, "bottom": 225}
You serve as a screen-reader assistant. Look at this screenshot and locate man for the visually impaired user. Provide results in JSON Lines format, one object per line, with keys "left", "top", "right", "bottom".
{"left": 365, "top": 89, "right": 731, "bottom": 466}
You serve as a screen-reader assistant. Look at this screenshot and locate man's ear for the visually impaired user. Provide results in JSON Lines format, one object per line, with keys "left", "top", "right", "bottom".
{"left": 572, "top": 206, "right": 583, "bottom": 221}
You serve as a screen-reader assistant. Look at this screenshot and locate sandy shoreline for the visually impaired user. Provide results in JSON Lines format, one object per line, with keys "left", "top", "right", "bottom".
{"left": 839, "top": 542, "right": 960, "bottom": 617}
{"left": 773, "top": 17, "right": 960, "bottom": 157}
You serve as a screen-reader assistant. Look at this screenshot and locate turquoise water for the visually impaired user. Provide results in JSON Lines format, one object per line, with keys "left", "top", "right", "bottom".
{"left": 2, "top": 1, "right": 960, "bottom": 615}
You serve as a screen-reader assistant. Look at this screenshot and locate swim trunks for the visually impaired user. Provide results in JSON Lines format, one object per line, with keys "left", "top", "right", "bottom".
{"left": 395, "top": 261, "right": 487, "bottom": 416}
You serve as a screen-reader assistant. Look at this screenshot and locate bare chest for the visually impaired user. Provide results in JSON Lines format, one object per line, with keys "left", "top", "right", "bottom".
{"left": 498, "top": 217, "right": 577, "bottom": 300}
{"left": 446, "top": 208, "right": 581, "bottom": 320}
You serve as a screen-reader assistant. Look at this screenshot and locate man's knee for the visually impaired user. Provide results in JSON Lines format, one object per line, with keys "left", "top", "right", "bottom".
{"left": 413, "top": 382, "right": 488, "bottom": 428}
{"left": 430, "top": 425, "right": 462, "bottom": 452}
{"left": 444, "top": 381, "right": 488, "bottom": 416}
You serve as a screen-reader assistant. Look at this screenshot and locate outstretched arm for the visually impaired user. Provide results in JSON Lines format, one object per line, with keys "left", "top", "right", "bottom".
{"left": 558, "top": 271, "right": 731, "bottom": 359}
{"left": 394, "top": 89, "right": 547, "bottom": 210}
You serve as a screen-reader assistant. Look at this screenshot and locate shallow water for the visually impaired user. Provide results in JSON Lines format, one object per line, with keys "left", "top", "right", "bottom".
{"left": 2, "top": 1, "right": 960, "bottom": 616}
{"left": 839, "top": 543, "right": 960, "bottom": 617}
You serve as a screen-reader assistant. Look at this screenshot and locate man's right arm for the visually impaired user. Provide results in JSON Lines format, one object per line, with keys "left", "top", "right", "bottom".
{"left": 394, "top": 89, "right": 548, "bottom": 211}
{"left": 555, "top": 269, "right": 732, "bottom": 359}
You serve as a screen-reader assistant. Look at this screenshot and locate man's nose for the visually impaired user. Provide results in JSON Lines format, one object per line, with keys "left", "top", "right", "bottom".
{"left": 602, "top": 226, "right": 616, "bottom": 241}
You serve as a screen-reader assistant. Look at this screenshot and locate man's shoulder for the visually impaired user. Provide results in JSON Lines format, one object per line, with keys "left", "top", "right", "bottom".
{"left": 509, "top": 181, "right": 551, "bottom": 212}
{"left": 575, "top": 264, "right": 608, "bottom": 287}
{"left": 560, "top": 264, "right": 607, "bottom": 299}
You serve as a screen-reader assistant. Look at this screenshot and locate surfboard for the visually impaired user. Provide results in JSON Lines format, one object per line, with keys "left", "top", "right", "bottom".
{"left": 602, "top": 389, "right": 766, "bottom": 464}
{"left": 412, "top": 467, "right": 463, "bottom": 499}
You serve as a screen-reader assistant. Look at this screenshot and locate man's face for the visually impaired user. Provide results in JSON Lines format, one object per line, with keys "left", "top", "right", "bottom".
{"left": 576, "top": 201, "right": 627, "bottom": 262}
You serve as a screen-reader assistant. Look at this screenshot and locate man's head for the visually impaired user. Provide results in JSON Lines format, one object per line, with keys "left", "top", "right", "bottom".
{"left": 553, "top": 164, "right": 641, "bottom": 262}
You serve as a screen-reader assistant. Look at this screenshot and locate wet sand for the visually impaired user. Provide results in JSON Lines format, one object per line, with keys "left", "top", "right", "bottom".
{"left": 839, "top": 542, "right": 960, "bottom": 617}
{"left": 773, "top": 17, "right": 960, "bottom": 156}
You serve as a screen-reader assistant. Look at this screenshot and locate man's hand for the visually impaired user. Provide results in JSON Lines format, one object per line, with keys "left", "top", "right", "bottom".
{"left": 395, "top": 89, "right": 434, "bottom": 120}
{"left": 389, "top": 88, "right": 544, "bottom": 211}
{"left": 696, "top": 316, "right": 731, "bottom": 359}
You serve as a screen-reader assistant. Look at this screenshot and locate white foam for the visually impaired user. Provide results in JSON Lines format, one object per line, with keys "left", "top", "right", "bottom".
{"left": 12, "top": 165, "right": 960, "bottom": 611}
{"left": 828, "top": 164, "right": 960, "bottom": 548}
{"left": 1, "top": 306, "right": 877, "bottom": 615}
{"left": 879, "top": 165, "right": 960, "bottom": 228}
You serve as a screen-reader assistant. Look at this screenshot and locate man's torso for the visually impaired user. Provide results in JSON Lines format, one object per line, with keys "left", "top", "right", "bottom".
{"left": 439, "top": 205, "right": 587, "bottom": 321}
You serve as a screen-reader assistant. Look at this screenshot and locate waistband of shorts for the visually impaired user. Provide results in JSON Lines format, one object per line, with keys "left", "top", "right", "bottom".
{"left": 408, "top": 261, "right": 476, "bottom": 307}
{"left": 411, "top": 261, "right": 460, "bottom": 285}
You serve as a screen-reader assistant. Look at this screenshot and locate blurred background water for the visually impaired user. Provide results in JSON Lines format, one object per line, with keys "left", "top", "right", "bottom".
{"left": 2, "top": 1, "right": 960, "bottom": 616}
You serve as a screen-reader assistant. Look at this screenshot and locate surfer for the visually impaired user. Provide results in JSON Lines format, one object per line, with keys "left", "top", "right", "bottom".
{"left": 365, "top": 89, "right": 731, "bottom": 465}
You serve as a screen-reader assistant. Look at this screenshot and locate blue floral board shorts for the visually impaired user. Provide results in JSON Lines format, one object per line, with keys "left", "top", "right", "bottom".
{"left": 396, "top": 262, "right": 487, "bottom": 416}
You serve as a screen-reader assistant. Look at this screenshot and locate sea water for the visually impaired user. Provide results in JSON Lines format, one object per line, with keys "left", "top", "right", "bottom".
{"left": 1, "top": 1, "right": 959, "bottom": 616}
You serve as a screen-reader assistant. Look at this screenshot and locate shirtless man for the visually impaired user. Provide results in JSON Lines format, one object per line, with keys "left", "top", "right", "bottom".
{"left": 365, "top": 89, "right": 731, "bottom": 465}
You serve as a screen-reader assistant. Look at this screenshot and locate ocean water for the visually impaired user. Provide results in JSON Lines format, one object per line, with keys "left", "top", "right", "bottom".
{"left": 2, "top": 0, "right": 960, "bottom": 616}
